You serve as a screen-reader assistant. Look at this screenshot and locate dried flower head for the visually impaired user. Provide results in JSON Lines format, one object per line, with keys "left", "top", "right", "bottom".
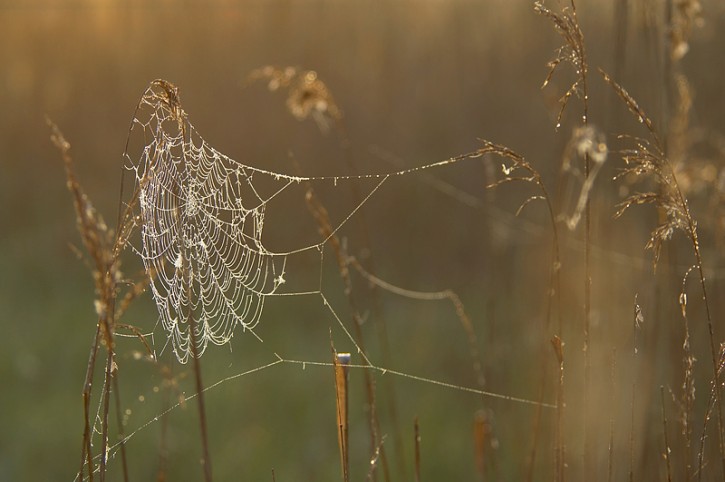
{"left": 249, "top": 66, "right": 342, "bottom": 133}
{"left": 670, "top": 0, "right": 704, "bottom": 61}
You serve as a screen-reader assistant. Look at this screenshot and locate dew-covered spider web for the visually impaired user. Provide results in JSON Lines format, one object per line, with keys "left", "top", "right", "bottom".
{"left": 126, "top": 80, "right": 295, "bottom": 362}
{"left": 123, "top": 79, "right": 473, "bottom": 364}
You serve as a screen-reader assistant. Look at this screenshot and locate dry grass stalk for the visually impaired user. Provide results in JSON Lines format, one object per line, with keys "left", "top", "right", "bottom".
{"left": 551, "top": 335, "right": 565, "bottom": 482}
{"left": 333, "top": 350, "right": 352, "bottom": 482}
{"left": 697, "top": 344, "right": 725, "bottom": 481}
{"left": 525, "top": 372, "right": 547, "bottom": 482}
{"left": 482, "top": 140, "right": 561, "bottom": 327}
{"left": 662, "top": 385, "right": 674, "bottom": 482}
{"left": 629, "top": 295, "right": 644, "bottom": 482}
{"left": 608, "top": 348, "right": 617, "bottom": 482}
{"left": 182, "top": 250, "right": 213, "bottom": 482}
{"left": 680, "top": 267, "right": 696, "bottom": 480}
{"left": 473, "top": 410, "right": 492, "bottom": 481}
{"left": 414, "top": 417, "right": 421, "bottom": 482}
{"left": 366, "top": 436, "right": 387, "bottom": 482}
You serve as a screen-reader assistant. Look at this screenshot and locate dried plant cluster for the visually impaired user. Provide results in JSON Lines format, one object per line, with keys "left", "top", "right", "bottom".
{"left": 50, "top": 121, "right": 149, "bottom": 481}
{"left": 53, "top": 1, "right": 725, "bottom": 481}
{"left": 249, "top": 66, "right": 343, "bottom": 133}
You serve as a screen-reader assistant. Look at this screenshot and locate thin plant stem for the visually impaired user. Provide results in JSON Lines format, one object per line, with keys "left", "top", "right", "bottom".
{"left": 608, "top": 348, "right": 616, "bottom": 482}
{"left": 184, "top": 251, "right": 213, "bottom": 482}
{"left": 662, "top": 386, "right": 674, "bottom": 482}
{"left": 333, "top": 349, "right": 351, "bottom": 482}
{"left": 414, "top": 417, "right": 421, "bottom": 482}
{"left": 79, "top": 322, "right": 101, "bottom": 482}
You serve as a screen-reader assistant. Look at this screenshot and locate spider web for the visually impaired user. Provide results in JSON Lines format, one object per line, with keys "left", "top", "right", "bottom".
{"left": 124, "top": 80, "right": 395, "bottom": 363}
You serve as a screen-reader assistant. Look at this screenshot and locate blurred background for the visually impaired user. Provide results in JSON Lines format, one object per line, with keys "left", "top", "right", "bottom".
{"left": 2, "top": 0, "right": 725, "bottom": 480}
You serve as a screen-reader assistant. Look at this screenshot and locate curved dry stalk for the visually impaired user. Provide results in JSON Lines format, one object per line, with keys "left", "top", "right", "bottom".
{"left": 483, "top": 138, "right": 565, "bottom": 479}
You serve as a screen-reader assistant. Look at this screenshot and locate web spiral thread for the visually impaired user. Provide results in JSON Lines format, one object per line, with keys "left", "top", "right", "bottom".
{"left": 125, "top": 81, "right": 291, "bottom": 363}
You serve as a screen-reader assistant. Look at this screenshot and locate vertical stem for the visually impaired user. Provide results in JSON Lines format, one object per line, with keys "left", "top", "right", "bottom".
{"left": 661, "top": 386, "right": 673, "bottom": 482}
{"left": 337, "top": 107, "right": 406, "bottom": 481}
{"left": 607, "top": 348, "right": 616, "bottom": 482}
{"left": 189, "top": 316, "right": 213, "bottom": 481}
{"left": 333, "top": 351, "right": 351, "bottom": 482}
{"left": 629, "top": 296, "right": 641, "bottom": 482}
{"left": 183, "top": 251, "right": 213, "bottom": 482}
{"left": 525, "top": 373, "right": 547, "bottom": 482}
{"left": 302, "top": 182, "right": 390, "bottom": 482}
{"left": 552, "top": 335, "right": 565, "bottom": 482}
{"left": 583, "top": 166, "right": 592, "bottom": 477}
{"left": 79, "top": 323, "right": 102, "bottom": 482}
{"left": 99, "top": 277, "right": 118, "bottom": 482}
{"left": 568, "top": 2, "right": 593, "bottom": 476}
{"left": 157, "top": 363, "right": 172, "bottom": 482}
{"left": 100, "top": 341, "right": 113, "bottom": 481}
{"left": 414, "top": 417, "right": 421, "bottom": 482}
{"left": 474, "top": 411, "right": 488, "bottom": 481}
{"left": 676, "top": 174, "right": 724, "bottom": 480}
{"left": 706, "top": 320, "right": 725, "bottom": 481}
{"left": 112, "top": 372, "right": 130, "bottom": 482}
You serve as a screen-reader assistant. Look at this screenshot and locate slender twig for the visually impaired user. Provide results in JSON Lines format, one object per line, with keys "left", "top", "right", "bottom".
{"left": 608, "top": 348, "right": 617, "bottom": 482}
{"left": 551, "top": 335, "right": 565, "bottom": 482}
{"left": 108, "top": 339, "right": 131, "bottom": 482}
{"left": 681, "top": 268, "right": 696, "bottom": 481}
{"left": 662, "top": 386, "right": 674, "bottom": 482}
{"left": 474, "top": 411, "right": 488, "bottom": 481}
{"left": 414, "top": 417, "right": 421, "bottom": 482}
{"left": 79, "top": 323, "right": 101, "bottom": 482}
{"left": 99, "top": 333, "right": 114, "bottom": 482}
{"left": 182, "top": 217, "right": 213, "bottom": 482}
{"left": 333, "top": 348, "right": 351, "bottom": 482}
{"left": 630, "top": 295, "right": 643, "bottom": 482}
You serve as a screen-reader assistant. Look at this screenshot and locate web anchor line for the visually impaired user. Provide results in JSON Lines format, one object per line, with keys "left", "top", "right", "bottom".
{"left": 81, "top": 348, "right": 554, "bottom": 480}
